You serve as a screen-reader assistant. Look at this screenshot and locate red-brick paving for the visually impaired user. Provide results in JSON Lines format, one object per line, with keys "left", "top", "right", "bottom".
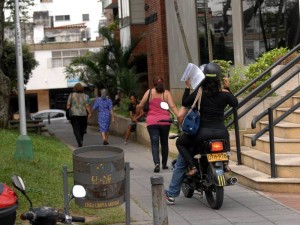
{"left": 262, "top": 192, "right": 300, "bottom": 213}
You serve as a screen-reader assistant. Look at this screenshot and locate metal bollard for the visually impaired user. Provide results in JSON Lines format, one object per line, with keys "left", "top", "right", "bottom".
{"left": 151, "top": 175, "right": 168, "bottom": 225}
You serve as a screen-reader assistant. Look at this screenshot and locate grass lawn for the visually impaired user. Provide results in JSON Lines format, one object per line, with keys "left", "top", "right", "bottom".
{"left": 0, "top": 129, "right": 126, "bottom": 225}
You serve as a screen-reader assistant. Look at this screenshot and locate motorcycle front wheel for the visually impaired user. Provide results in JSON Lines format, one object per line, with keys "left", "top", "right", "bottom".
{"left": 205, "top": 185, "right": 224, "bottom": 209}
{"left": 181, "top": 182, "right": 194, "bottom": 198}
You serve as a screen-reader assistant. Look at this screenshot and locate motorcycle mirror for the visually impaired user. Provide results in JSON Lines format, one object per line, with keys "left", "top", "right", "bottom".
{"left": 160, "top": 101, "right": 169, "bottom": 110}
{"left": 72, "top": 185, "right": 86, "bottom": 198}
{"left": 12, "top": 175, "right": 26, "bottom": 193}
{"left": 12, "top": 175, "right": 33, "bottom": 208}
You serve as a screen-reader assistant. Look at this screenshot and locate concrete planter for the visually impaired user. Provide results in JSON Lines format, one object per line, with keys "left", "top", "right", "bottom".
{"left": 271, "top": 64, "right": 300, "bottom": 97}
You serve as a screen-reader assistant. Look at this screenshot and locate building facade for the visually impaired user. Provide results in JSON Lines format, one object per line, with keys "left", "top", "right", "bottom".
{"left": 115, "top": 0, "right": 300, "bottom": 102}
{"left": 6, "top": 0, "right": 106, "bottom": 113}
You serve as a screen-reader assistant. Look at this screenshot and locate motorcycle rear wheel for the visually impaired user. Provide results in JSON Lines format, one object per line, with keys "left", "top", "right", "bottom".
{"left": 181, "top": 182, "right": 194, "bottom": 198}
{"left": 205, "top": 186, "right": 224, "bottom": 209}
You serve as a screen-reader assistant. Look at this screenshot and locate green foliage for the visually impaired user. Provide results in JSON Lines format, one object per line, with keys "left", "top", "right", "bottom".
{"left": 229, "top": 65, "right": 248, "bottom": 95}
{"left": 218, "top": 48, "right": 290, "bottom": 96}
{"left": 212, "top": 59, "right": 232, "bottom": 77}
{"left": 244, "top": 47, "right": 289, "bottom": 86}
{"left": 0, "top": 129, "right": 125, "bottom": 225}
{"left": 4, "top": 0, "right": 35, "bottom": 24}
{"left": 2, "top": 41, "right": 39, "bottom": 89}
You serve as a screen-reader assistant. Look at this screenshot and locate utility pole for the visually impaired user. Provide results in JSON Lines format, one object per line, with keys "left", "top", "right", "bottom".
{"left": 231, "top": 0, "right": 245, "bottom": 66}
{"left": 14, "top": 0, "right": 33, "bottom": 160}
{"left": 204, "top": 0, "right": 213, "bottom": 61}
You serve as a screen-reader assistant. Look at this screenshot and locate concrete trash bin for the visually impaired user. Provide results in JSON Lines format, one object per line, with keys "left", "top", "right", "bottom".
{"left": 73, "top": 145, "right": 125, "bottom": 208}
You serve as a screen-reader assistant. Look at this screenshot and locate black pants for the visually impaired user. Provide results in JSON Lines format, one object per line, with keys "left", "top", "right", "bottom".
{"left": 176, "top": 127, "right": 229, "bottom": 168}
{"left": 147, "top": 124, "right": 171, "bottom": 166}
{"left": 71, "top": 116, "right": 87, "bottom": 147}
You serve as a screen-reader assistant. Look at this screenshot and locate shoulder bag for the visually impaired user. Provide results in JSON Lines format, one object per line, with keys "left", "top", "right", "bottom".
{"left": 181, "top": 87, "right": 202, "bottom": 135}
{"left": 143, "top": 89, "right": 151, "bottom": 113}
{"left": 66, "top": 93, "right": 73, "bottom": 120}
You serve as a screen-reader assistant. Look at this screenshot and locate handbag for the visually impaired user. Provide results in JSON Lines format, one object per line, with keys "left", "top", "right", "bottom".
{"left": 182, "top": 87, "right": 202, "bottom": 135}
{"left": 143, "top": 89, "right": 151, "bottom": 113}
{"left": 66, "top": 93, "right": 73, "bottom": 120}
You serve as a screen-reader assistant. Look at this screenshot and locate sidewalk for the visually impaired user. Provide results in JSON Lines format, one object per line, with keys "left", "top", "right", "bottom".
{"left": 47, "top": 123, "right": 300, "bottom": 225}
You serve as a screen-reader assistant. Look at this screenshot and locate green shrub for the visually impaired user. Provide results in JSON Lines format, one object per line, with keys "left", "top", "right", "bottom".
{"left": 219, "top": 47, "right": 291, "bottom": 97}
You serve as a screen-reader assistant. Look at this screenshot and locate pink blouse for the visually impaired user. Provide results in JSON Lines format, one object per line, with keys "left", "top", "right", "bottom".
{"left": 146, "top": 98, "right": 171, "bottom": 126}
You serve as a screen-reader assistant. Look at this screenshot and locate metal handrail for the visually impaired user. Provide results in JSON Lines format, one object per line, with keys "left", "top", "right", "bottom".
{"left": 251, "top": 85, "right": 300, "bottom": 129}
{"left": 226, "top": 44, "right": 300, "bottom": 166}
{"left": 251, "top": 101, "right": 300, "bottom": 147}
{"left": 234, "top": 43, "right": 300, "bottom": 98}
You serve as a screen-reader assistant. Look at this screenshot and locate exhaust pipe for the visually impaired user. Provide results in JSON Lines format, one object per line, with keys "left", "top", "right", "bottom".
{"left": 227, "top": 177, "right": 238, "bottom": 185}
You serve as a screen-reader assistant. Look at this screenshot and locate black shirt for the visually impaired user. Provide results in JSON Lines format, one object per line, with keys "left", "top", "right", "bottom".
{"left": 182, "top": 87, "right": 238, "bottom": 129}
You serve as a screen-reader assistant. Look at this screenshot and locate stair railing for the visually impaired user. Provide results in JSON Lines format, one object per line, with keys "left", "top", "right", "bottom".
{"left": 225, "top": 44, "right": 300, "bottom": 166}
{"left": 251, "top": 85, "right": 300, "bottom": 177}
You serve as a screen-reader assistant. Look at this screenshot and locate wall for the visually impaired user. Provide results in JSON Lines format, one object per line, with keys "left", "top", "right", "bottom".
{"left": 131, "top": 0, "right": 145, "bottom": 24}
{"left": 89, "top": 112, "right": 178, "bottom": 154}
{"left": 32, "top": 0, "right": 104, "bottom": 41}
{"left": 145, "top": 0, "right": 170, "bottom": 89}
{"left": 165, "top": 0, "right": 199, "bottom": 103}
{"left": 27, "top": 40, "right": 103, "bottom": 91}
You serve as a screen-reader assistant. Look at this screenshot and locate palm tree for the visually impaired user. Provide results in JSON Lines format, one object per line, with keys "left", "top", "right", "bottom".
{"left": 65, "top": 27, "right": 147, "bottom": 97}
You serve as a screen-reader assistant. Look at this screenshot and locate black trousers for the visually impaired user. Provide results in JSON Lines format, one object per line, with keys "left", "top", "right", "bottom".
{"left": 176, "top": 127, "right": 229, "bottom": 168}
{"left": 71, "top": 116, "right": 87, "bottom": 147}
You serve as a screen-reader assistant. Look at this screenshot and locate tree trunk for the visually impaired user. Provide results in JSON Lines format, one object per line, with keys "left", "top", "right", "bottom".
{"left": 0, "top": 70, "right": 11, "bottom": 128}
{"left": 0, "top": 0, "right": 11, "bottom": 128}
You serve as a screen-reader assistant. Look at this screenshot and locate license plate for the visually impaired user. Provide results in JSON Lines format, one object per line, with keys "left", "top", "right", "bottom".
{"left": 207, "top": 153, "right": 228, "bottom": 162}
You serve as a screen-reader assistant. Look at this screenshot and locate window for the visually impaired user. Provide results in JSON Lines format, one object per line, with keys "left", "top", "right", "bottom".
{"left": 82, "top": 14, "right": 90, "bottom": 22}
{"left": 55, "top": 15, "right": 70, "bottom": 21}
{"left": 51, "top": 49, "right": 89, "bottom": 68}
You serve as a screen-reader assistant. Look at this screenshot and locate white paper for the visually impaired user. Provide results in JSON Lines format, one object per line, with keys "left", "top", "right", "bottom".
{"left": 181, "top": 63, "right": 205, "bottom": 89}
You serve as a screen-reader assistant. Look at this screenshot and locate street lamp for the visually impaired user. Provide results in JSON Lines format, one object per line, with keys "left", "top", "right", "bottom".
{"left": 14, "top": 0, "right": 33, "bottom": 160}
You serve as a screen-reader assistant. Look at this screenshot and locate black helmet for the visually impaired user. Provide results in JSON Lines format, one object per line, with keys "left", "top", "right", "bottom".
{"left": 203, "top": 62, "right": 222, "bottom": 79}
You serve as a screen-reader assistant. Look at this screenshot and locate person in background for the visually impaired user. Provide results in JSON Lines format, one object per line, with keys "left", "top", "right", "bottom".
{"left": 66, "top": 83, "right": 91, "bottom": 147}
{"left": 124, "top": 94, "right": 145, "bottom": 144}
{"left": 138, "top": 76, "right": 179, "bottom": 173}
{"left": 92, "top": 89, "right": 115, "bottom": 145}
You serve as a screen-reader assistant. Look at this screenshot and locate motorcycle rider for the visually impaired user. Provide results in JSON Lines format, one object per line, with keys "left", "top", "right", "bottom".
{"left": 165, "top": 62, "right": 238, "bottom": 204}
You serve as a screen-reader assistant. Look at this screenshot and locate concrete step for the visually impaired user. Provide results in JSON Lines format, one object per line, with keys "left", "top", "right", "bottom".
{"left": 292, "top": 96, "right": 300, "bottom": 105}
{"left": 243, "top": 133, "right": 300, "bottom": 154}
{"left": 231, "top": 146, "right": 300, "bottom": 178}
{"left": 259, "top": 121, "right": 300, "bottom": 139}
{"left": 276, "top": 108, "right": 300, "bottom": 123}
{"left": 230, "top": 162, "right": 300, "bottom": 193}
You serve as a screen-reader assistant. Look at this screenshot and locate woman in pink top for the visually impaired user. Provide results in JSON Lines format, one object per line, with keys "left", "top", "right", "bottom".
{"left": 138, "top": 76, "right": 178, "bottom": 173}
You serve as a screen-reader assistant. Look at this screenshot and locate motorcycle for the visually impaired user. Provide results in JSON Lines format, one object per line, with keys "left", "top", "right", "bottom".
{"left": 12, "top": 175, "right": 86, "bottom": 225}
{"left": 160, "top": 102, "right": 237, "bottom": 209}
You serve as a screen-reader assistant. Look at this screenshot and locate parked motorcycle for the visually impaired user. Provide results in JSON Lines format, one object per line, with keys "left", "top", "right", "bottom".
{"left": 160, "top": 102, "right": 237, "bottom": 209}
{"left": 12, "top": 175, "right": 86, "bottom": 225}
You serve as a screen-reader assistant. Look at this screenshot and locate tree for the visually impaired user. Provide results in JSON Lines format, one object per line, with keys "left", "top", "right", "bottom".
{"left": 65, "top": 27, "right": 147, "bottom": 97}
{"left": 2, "top": 41, "right": 38, "bottom": 88}
{"left": 0, "top": 0, "right": 34, "bottom": 128}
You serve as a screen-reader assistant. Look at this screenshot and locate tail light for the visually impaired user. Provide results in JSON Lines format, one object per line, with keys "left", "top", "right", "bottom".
{"left": 210, "top": 141, "right": 224, "bottom": 152}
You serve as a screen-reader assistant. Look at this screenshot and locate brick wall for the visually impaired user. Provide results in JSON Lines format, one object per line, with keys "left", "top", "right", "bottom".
{"left": 145, "top": 0, "right": 170, "bottom": 89}
{"left": 130, "top": 24, "right": 147, "bottom": 56}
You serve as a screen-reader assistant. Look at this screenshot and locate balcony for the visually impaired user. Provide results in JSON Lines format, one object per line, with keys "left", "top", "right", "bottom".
{"left": 101, "top": 0, "right": 118, "bottom": 9}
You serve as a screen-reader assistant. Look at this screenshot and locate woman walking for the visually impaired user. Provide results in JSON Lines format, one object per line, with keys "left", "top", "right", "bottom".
{"left": 138, "top": 76, "right": 178, "bottom": 173}
{"left": 66, "top": 83, "right": 91, "bottom": 147}
{"left": 92, "top": 89, "right": 115, "bottom": 145}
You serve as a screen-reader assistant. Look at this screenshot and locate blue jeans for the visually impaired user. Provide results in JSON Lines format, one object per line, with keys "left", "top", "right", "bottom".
{"left": 166, "top": 153, "right": 187, "bottom": 197}
{"left": 147, "top": 125, "right": 170, "bottom": 166}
